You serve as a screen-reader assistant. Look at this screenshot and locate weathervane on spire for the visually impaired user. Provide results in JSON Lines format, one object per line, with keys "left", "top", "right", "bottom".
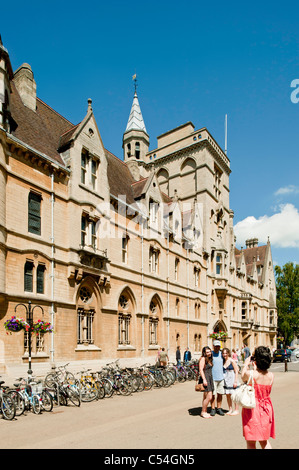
{"left": 132, "top": 73, "right": 137, "bottom": 93}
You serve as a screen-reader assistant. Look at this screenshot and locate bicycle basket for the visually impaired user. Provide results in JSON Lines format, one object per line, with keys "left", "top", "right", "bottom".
{"left": 31, "top": 382, "right": 43, "bottom": 395}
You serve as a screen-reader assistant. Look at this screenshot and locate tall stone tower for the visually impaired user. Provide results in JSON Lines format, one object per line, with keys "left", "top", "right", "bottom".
{"left": 123, "top": 88, "right": 149, "bottom": 180}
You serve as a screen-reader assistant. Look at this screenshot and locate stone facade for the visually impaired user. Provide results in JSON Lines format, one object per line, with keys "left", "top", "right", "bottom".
{"left": 0, "top": 38, "right": 277, "bottom": 372}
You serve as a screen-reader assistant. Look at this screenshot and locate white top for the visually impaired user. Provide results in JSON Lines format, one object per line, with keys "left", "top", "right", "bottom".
{"left": 125, "top": 92, "right": 147, "bottom": 133}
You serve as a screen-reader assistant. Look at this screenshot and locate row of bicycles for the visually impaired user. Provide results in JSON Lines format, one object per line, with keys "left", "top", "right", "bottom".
{"left": 0, "top": 359, "right": 199, "bottom": 420}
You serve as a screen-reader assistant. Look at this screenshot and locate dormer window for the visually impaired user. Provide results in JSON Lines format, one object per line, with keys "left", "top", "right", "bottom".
{"left": 149, "top": 198, "right": 159, "bottom": 225}
{"left": 91, "top": 158, "right": 98, "bottom": 190}
{"left": 81, "top": 151, "right": 87, "bottom": 184}
{"left": 81, "top": 149, "right": 99, "bottom": 189}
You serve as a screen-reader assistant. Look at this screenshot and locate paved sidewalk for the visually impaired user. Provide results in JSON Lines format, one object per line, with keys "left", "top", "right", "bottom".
{"left": 0, "top": 368, "right": 298, "bottom": 449}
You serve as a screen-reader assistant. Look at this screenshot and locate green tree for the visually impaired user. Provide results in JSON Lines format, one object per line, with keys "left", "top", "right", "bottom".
{"left": 275, "top": 262, "right": 299, "bottom": 346}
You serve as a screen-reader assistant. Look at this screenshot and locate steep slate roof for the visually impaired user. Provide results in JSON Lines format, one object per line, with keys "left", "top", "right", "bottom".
{"left": 131, "top": 177, "right": 148, "bottom": 199}
{"left": 58, "top": 124, "right": 80, "bottom": 151}
{"left": 104, "top": 149, "right": 136, "bottom": 205}
{"left": 8, "top": 80, "right": 179, "bottom": 213}
{"left": 9, "top": 81, "right": 74, "bottom": 166}
{"left": 235, "top": 245, "right": 267, "bottom": 279}
{"left": 9, "top": 79, "right": 138, "bottom": 206}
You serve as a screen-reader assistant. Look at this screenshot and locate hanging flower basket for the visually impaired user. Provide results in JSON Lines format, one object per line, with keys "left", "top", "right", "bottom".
{"left": 4, "top": 316, "right": 29, "bottom": 335}
{"left": 209, "top": 331, "right": 228, "bottom": 341}
{"left": 31, "top": 320, "right": 53, "bottom": 335}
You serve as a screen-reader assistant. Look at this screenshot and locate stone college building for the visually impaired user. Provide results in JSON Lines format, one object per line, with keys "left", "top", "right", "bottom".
{"left": 0, "top": 37, "right": 277, "bottom": 373}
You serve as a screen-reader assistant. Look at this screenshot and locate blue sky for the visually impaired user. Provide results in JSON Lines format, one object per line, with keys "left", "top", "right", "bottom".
{"left": 2, "top": 0, "right": 299, "bottom": 268}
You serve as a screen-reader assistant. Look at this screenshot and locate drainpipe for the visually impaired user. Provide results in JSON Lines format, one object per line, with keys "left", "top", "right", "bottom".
{"left": 141, "top": 219, "right": 144, "bottom": 358}
{"left": 187, "top": 247, "right": 190, "bottom": 348}
{"left": 50, "top": 171, "right": 55, "bottom": 366}
{"left": 167, "top": 235, "right": 170, "bottom": 352}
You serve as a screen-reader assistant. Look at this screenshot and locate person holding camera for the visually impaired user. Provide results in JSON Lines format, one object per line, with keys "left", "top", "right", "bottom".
{"left": 241, "top": 346, "right": 275, "bottom": 449}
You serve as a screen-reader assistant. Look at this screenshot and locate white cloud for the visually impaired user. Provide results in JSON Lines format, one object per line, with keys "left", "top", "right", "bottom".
{"left": 274, "top": 185, "right": 299, "bottom": 196}
{"left": 234, "top": 203, "right": 299, "bottom": 248}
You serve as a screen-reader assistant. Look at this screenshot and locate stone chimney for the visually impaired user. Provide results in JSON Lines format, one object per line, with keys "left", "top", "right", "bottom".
{"left": 13, "top": 63, "right": 36, "bottom": 111}
{"left": 245, "top": 238, "right": 258, "bottom": 248}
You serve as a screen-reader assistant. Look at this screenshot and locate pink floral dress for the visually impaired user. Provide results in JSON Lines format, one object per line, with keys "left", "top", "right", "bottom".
{"left": 242, "top": 374, "right": 275, "bottom": 441}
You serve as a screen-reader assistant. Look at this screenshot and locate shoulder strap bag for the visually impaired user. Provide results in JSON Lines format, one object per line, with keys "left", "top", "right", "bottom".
{"left": 232, "top": 370, "right": 256, "bottom": 409}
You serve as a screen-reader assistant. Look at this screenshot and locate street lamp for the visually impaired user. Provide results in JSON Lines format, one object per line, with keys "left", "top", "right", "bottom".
{"left": 15, "top": 300, "right": 44, "bottom": 376}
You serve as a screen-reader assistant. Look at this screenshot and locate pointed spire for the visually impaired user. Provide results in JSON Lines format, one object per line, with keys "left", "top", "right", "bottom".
{"left": 125, "top": 90, "right": 147, "bottom": 134}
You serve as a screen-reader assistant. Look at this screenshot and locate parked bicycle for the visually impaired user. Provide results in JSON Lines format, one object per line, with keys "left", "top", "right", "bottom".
{"left": 0, "top": 378, "right": 16, "bottom": 420}
{"left": 8, "top": 376, "right": 43, "bottom": 415}
{"left": 95, "top": 363, "right": 132, "bottom": 397}
{"left": 46, "top": 376, "right": 81, "bottom": 407}
{"left": 44, "top": 363, "right": 76, "bottom": 388}
{"left": 76, "top": 369, "right": 105, "bottom": 402}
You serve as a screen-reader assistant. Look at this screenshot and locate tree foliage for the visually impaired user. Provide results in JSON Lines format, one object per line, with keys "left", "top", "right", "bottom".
{"left": 275, "top": 262, "right": 299, "bottom": 346}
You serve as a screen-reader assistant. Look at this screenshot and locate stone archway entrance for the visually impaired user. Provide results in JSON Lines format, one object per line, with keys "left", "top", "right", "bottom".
{"left": 212, "top": 320, "right": 228, "bottom": 346}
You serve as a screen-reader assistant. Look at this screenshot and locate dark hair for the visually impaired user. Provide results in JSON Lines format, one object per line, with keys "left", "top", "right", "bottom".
{"left": 202, "top": 346, "right": 213, "bottom": 366}
{"left": 253, "top": 346, "right": 271, "bottom": 371}
{"left": 222, "top": 347, "right": 231, "bottom": 362}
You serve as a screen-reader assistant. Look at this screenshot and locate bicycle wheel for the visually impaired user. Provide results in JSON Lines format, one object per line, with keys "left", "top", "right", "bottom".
{"left": 117, "top": 381, "right": 131, "bottom": 396}
{"left": 31, "top": 395, "right": 42, "bottom": 414}
{"left": 142, "top": 373, "right": 154, "bottom": 390}
{"left": 102, "top": 378, "right": 114, "bottom": 398}
{"left": 95, "top": 381, "right": 105, "bottom": 400}
{"left": 166, "top": 369, "right": 176, "bottom": 383}
{"left": 44, "top": 373, "right": 59, "bottom": 388}
{"left": 65, "top": 372, "right": 76, "bottom": 385}
{"left": 8, "top": 390, "right": 25, "bottom": 416}
{"left": 177, "top": 369, "right": 186, "bottom": 382}
{"left": 154, "top": 372, "right": 164, "bottom": 387}
{"left": 1, "top": 393, "right": 16, "bottom": 420}
{"left": 67, "top": 387, "right": 81, "bottom": 406}
{"left": 136, "top": 376, "right": 145, "bottom": 392}
{"left": 163, "top": 371, "right": 173, "bottom": 387}
{"left": 40, "top": 390, "right": 53, "bottom": 412}
{"left": 185, "top": 368, "right": 194, "bottom": 381}
{"left": 127, "top": 375, "right": 139, "bottom": 393}
{"left": 80, "top": 382, "right": 98, "bottom": 402}
{"left": 55, "top": 390, "right": 68, "bottom": 406}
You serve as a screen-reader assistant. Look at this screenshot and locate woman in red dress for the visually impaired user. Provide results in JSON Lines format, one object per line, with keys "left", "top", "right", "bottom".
{"left": 241, "top": 346, "right": 275, "bottom": 449}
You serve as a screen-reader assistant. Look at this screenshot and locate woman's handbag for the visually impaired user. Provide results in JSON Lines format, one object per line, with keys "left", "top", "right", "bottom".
{"left": 195, "top": 376, "right": 205, "bottom": 392}
{"left": 232, "top": 371, "right": 256, "bottom": 409}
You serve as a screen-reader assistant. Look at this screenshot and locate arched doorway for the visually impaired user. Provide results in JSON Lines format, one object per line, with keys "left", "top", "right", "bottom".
{"left": 212, "top": 320, "right": 228, "bottom": 346}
